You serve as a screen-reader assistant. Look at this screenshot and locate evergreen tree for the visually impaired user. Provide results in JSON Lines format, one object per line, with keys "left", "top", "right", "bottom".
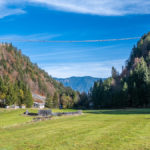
{"left": 111, "top": 67, "right": 119, "bottom": 79}
{"left": 53, "top": 92, "right": 59, "bottom": 108}
{"left": 121, "top": 82, "right": 128, "bottom": 107}
{"left": 24, "top": 89, "right": 33, "bottom": 108}
{"left": 45, "top": 95, "right": 53, "bottom": 108}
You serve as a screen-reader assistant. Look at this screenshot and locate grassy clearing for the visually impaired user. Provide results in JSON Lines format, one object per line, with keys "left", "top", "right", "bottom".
{"left": 0, "top": 109, "right": 150, "bottom": 150}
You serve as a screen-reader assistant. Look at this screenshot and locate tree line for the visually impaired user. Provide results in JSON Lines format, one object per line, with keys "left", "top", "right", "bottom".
{"left": 45, "top": 87, "right": 79, "bottom": 109}
{"left": 76, "top": 32, "right": 150, "bottom": 109}
{"left": 1, "top": 32, "right": 150, "bottom": 109}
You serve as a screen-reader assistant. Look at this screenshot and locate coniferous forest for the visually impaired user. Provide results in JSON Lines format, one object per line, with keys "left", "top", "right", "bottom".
{"left": 0, "top": 43, "right": 79, "bottom": 108}
{"left": 1, "top": 32, "right": 150, "bottom": 109}
{"left": 88, "top": 32, "right": 150, "bottom": 108}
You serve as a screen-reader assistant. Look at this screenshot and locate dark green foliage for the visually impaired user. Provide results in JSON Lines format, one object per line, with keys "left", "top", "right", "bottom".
{"left": 0, "top": 76, "right": 33, "bottom": 107}
{"left": 23, "top": 87, "right": 33, "bottom": 108}
{"left": 53, "top": 92, "right": 59, "bottom": 108}
{"left": 90, "top": 32, "right": 150, "bottom": 109}
{"left": 111, "top": 67, "right": 119, "bottom": 79}
{"left": 126, "top": 58, "right": 150, "bottom": 107}
{"left": 75, "top": 92, "right": 89, "bottom": 109}
{"left": 45, "top": 95, "right": 53, "bottom": 108}
{"left": 0, "top": 43, "right": 80, "bottom": 108}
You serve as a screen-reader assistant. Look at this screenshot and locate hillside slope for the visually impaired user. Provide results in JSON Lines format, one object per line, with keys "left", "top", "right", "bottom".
{"left": 0, "top": 43, "right": 57, "bottom": 96}
{"left": 90, "top": 32, "right": 150, "bottom": 108}
{"left": 55, "top": 76, "right": 101, "bottom": 93}
{"left": 0, "top": 43, "right": 78, "bottom": 108}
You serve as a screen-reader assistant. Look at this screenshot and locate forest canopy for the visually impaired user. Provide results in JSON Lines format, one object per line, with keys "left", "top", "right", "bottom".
{"left": 88, "top": 32, "right": 150, "bottom": 108}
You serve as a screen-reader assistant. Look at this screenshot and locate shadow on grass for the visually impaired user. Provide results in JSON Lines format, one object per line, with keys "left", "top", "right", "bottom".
{"left": 24, "top": 112, "right": 38, "bottom": 116}
{"left": 86, "top": 108, "right": 150, "bottom": 115}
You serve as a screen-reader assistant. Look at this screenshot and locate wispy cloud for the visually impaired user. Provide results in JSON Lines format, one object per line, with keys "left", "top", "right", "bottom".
{"left": 0, "top": 0, "right": 26, "bottom": 19}
{"left": 0, "top": 0, "right": 150, "bottom": 18}
{"left": 39, "top": 59, "right": 126, "bottom": 78}
{"left": 29, "top": 0, "right": 150, "bottom": 16}
{"left": 0, "top": 33, "right": 61, "bottom": 41}
{"left": 0, "top": 8, "right": 25, "bottom": 19}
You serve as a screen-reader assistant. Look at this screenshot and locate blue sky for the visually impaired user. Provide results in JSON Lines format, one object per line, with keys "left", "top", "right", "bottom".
{"left": 0, "top": 0, "right": 150, "bottom": 78}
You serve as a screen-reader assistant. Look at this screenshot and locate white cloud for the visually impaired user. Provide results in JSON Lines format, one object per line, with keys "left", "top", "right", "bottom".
{"left": 0, "top": 8, "right": 25, "bottom": 19}
{"left": 29, "top": 0, "right": 150, "bottom": 16}
{"left": 0, "top": 0, "right": 150, "bottom": 18}
{"left": 39, "top": 59, "right": 125, "bottom": 78}
{"left": 0, "top": 0, "right": 26, "bottom": 19}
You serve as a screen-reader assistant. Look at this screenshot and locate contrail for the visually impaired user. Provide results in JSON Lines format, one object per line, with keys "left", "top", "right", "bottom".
{"left": 0, "top": 37, "right": 141, "bottom": 43}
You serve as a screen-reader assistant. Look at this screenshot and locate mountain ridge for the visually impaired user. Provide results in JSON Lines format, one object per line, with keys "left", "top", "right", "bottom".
{"left": 55, "top": 76, "right": 105, "bottom": 93}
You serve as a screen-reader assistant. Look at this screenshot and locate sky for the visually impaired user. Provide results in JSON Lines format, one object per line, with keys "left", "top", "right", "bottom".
{"left": 0, "top": 0, "right": 150, "bottom": 78}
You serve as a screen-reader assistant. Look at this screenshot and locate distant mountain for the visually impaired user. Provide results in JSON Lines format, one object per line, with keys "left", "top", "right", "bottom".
{"left": 55, "top": 76, "right": 104, "bottom": 93}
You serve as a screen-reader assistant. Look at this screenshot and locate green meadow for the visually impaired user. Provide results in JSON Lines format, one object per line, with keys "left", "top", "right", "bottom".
{"left": 0, "top": 108, "right": 150, "bottom": 150}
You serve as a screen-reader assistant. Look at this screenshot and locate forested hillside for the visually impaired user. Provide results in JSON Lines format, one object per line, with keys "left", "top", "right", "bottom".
{"left": 55, "top": 76, "right": 101, "bottom": 93}
{"left": 0, "top": 43, "right": 79, "bottom": 108}
{"left": 1, "top": 32, "right": 150, "bottom": 109}
{"left": 89, "top": 32, "right": 150, "bottom": 108}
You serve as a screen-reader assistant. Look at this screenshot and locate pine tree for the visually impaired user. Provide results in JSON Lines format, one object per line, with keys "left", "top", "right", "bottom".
{"left": 53, "top": 92, "right": 59, "bottom": 108}
{"left": 24, "top": 89, "right": 33, "bottom": 108}
{"left": 111, "top": 67, "right": 119, "bottom": 79}
{"left": 45, "top": 95, "right": 53, "bottom": 108}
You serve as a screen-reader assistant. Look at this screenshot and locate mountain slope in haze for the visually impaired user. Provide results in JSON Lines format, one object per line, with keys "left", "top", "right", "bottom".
{"left": 55, "top": 76, "right": 103, "bottom": 93}
{"left": 0, "top": 43, "right": 78, "bottom": 108}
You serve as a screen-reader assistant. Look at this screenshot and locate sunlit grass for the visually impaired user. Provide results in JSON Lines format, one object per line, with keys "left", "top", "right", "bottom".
{"left": 0, "top": 108, "right": 150, "bottom": 150}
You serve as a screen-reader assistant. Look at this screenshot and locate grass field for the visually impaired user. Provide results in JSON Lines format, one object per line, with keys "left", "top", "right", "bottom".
{"left": 0, "top": 108, "right": 150, "bottom": 150}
